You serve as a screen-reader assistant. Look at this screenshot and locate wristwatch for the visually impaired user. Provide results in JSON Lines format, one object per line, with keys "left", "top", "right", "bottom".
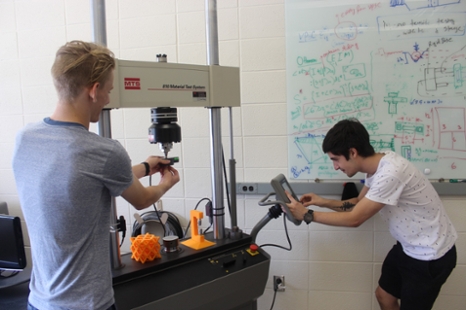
{"left": 303, "top": 209, "right": 314, "bottom": 225}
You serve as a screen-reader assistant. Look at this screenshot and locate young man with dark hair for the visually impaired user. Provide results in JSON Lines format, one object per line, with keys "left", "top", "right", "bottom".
{"left": 13, "top": 41, "right": 180, "bottom": 310}
{"left": 287, "top": 118, "right": 457, "bottom": 310}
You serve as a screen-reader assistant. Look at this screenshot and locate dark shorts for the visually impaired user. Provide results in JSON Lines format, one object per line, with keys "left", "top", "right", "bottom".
{"left": 28, "top": 302, "right": 118, "bottom": 310}
{"left": 379, "top": 242, "right": 457, "bottom": 310}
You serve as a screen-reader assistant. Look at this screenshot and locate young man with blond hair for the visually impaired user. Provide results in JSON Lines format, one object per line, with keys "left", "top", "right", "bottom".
{"left": 13, "top": 41, "right": 179, "bottom": 310}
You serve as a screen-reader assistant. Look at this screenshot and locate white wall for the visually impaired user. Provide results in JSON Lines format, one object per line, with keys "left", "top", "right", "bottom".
{"left": 0, "top": 1, "right": 465, "bottom": 309}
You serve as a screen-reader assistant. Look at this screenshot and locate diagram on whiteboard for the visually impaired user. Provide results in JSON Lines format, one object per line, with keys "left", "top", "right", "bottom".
{"left": 286, "top": 0, "right": 466, "bottom": 180}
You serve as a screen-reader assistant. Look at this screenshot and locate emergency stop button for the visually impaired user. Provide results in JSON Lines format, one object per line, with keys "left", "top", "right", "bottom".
{"left": 246, "top": 243, "right": 259, "bottom": 256}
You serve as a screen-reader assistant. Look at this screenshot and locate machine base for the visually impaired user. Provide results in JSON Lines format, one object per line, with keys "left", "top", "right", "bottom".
{"left": 112, "top": 232, "right": 270, "bottom": 310}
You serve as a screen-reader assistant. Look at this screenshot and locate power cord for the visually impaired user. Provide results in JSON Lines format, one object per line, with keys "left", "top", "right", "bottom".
{"left": 270, "top": 288, "right": 278, "bottom": 310}
{"left": 252, "top": 204, "right": 292, "bottom": 310}
{"left": 270, "top": 276, "right": 285, "bottom": 310}
{"left": 259, "top": 205, "right": 293, "bottom": 251}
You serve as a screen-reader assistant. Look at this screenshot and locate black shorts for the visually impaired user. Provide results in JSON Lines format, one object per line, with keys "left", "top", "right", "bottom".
{"left": 379, "top": 242, "right": 456, "bottom": 310}
{"left": 28, "top": 302, "right": 117, "bottom": 310}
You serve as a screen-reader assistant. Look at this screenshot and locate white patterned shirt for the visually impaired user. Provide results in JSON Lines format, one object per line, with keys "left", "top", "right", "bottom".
{"left": 365, "top": 151, "right": 457, "bottom": 260}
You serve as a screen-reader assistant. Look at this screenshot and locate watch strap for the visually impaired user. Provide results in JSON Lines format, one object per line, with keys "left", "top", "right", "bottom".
{"left": 304, "top": 209, "right": 314, "bottom": 225}
{"left": 141, "top": 162, "right": 150, "bottom": 177}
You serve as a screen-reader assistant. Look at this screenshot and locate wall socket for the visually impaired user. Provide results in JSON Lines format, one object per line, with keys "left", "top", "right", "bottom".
{"left": 273, "top": 275, "right": 285, "bottom": 292}
{"left": 237, "top": 183, "right": 258, "bottom": 194}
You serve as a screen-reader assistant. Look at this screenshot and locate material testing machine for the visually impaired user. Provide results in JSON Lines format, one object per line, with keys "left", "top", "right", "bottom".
{"left": 107, "top": 58, "right": 271, "bottom": 310}
{"left": 0, "top": 1, "right": 272, "bottom": 309}
{"left": 0, "top": 56, "right": 272, "bottom": 310}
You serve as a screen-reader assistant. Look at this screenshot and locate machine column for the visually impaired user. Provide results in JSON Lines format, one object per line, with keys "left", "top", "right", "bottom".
{"left": 91, "top": 0, "right": 124, "bottom": 270}
{"left": 206, "top": 0, "right": 226, "bottom": 239}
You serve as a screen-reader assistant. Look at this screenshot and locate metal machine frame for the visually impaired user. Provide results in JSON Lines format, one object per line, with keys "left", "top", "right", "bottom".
{"left": 89, "top": 1, "right": 270, "bottom": 310}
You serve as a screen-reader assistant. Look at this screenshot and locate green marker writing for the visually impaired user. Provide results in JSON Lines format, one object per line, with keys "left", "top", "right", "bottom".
{"left": 449, "top": 179, "right": 466, "bottom": 183}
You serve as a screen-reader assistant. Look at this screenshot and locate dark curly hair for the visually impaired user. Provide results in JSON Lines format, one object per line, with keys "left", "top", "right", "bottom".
{"left": 322, "top": 118, "right": 375, "bottom": 160}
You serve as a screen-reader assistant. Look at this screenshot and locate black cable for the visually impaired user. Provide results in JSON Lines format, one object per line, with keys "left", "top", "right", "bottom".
{"left": 149, "top": 160, "right": 184, "bottom": 237}
{"left": 259, "top": 214, "right": 293, "bottom": 251}
{"left": 0, "top": 270, "right": 19, "bottom": 278}
{"left": 165, "top": 210, "right": 182, "bottom": 229}
{"left": 118, "top": 216, "right": 126, "bottom": 247}
{"left": 152, "top": 203, "right": 167, "bottom": 236}
{"left": 203, "top": 222, "right": 213, "bottom": 234}
{"left": 269, "top": 287, "right": 278, "bottom": 310}
{"left": 221, "top": 149, "right": 232, "bottom": 215}
{"left": 149, "top": 174, "right": 166, "bottom": 236}
{"left": 142, "top": 149, "right": 231, "bottom": 240}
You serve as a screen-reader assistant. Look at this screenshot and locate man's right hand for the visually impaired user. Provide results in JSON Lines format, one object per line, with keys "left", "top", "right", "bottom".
{"left": 123, "top": 164, "right": 180, "bottom": 210}
{"left": 300, "top": 193, "right": 325, "bottom": 207}
{"left": 159, "top": 166, "right": 180, "bottom": 191}
{"left": 145, "top": 156, "right": 171, "bottom": 176}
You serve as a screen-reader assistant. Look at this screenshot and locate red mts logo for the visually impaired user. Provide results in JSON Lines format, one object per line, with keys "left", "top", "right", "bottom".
{"left": 124, "top": 78, "right": 140, "bottom": 90}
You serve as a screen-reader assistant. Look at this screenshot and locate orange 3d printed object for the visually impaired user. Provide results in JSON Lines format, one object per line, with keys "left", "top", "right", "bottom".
{"left": 181, "top": 210, "right": 215, "bottom": 250}
{"left": 130, "top": 233, "right": 161, "bottom": 263}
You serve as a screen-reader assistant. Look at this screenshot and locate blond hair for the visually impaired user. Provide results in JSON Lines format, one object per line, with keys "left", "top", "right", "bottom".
{"left": 51, "top": 41, "right": 115, "bottom": 101}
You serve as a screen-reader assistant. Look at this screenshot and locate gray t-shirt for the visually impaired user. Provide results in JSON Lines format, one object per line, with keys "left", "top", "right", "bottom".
{"left": 12, "top": 118, "right": 133, "bottom": 310}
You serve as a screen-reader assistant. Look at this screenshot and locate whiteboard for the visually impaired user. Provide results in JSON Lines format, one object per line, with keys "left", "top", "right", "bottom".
{"left": 286, "top": 0, "right": 466, "bottom": 180}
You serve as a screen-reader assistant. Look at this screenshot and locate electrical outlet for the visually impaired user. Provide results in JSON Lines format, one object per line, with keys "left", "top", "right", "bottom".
{"left": 237, "top": 183, "right": 258, "bottom": 194}
{"left": 273, "top": 275, "right": 285, "bottom": 292}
